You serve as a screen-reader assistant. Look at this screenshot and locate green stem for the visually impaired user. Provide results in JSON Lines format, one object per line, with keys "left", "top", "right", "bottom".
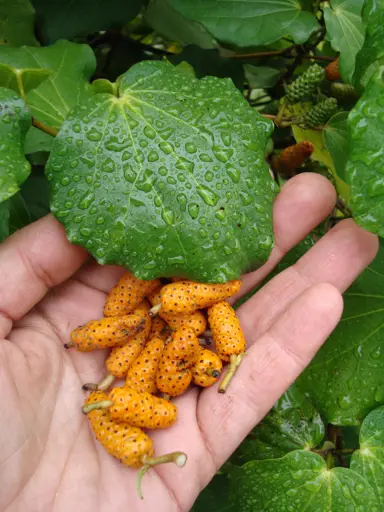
{"left": 218, "top": 353, "right": 244, "bottom": 393}
{"left": 32, "top": 117, "right": 58, "bottom": 137}
{"left": 326, "top": 450, "right": 334, "bottom": 470}
{"left": 15, "top": 70, "right": 26, "bottom": 100}
{"left": 137, "top": 452, "right": 187, "bottom": 499}
{"left": 82, "top": 400, "right": 113, "bottom": 414}
{"left": 82, "top": 373, "right": 116, "bottom": 392}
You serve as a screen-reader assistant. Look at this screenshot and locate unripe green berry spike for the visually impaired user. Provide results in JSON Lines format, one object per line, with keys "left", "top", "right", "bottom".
{"left": 286, "top": 64, "right": 326, "bottom": 104}
{"left": 302, "top": 98, "right": 338, "bottom": 128}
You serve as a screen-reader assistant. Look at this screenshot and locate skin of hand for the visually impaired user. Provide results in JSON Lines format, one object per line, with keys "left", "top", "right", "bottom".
{"left": 0, "top": 173, "right": 378, "bottom": 512}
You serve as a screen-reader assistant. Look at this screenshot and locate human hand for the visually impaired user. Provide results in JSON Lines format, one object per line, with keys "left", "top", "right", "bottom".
{"left": 0, "top": 173, "right": 378, "bottom": 512}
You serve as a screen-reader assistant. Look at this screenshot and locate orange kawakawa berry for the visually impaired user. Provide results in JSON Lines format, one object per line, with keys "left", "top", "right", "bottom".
{"left": 149, "top": 289, "right": 207, "bottom": 336}
{"left": 83, "top": 387, "right": 177, "bottom": 429}
{"left": 156, "top": 326, "right": 200, "bottom": 396}
{"left": 192, "top": 348, "right": 223, "bottom": 387}
{"left": 104, "top": 271, "right": 160, "bottom": 317}
{"left": 207, "top": 301, "right": 247, "bottom": 393}
{"left": 152, "top": 279, "right": 242, "bottom": 316}
{"left": 66, "top": 311, "right": 146, "bottom": 352}
{"left": 125, "top": 336, "right": 165, "bottom": 394}
{"left": 325, "top": 58, "right": 341, "bottom": 81}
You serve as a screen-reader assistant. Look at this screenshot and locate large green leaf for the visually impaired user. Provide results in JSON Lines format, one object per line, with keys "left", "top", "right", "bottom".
{"left": 0, "top": 87, "right": 31, "bottom": 203}
{"left": 8, "top": 174, "right": 50, "bottom": 233}
{"left": 345, "top": 66, "right": 384, "bottom": 236}
{"left": 0, "top": 0, "right": 38, "bottom": 46}
{"left": 167, "top": 0, "right": 319, "bottom": 47}
{"left": 354, "top": 0, "right": 384, "bottom": 88}
{"left": 192, "top": 474, "right": 235, "bottom": 512}
{"left": 31, "top": 0, "right": 144, "bottom": 43}
{"left": 143, "top": 0, "right": 215, "bottom": 49}
{"left": 324, "top": 0, "right": 365, "bottom": 84}
{"left": 350, "top": 406, "right": 384, "bottom": 505}
{"left": 323, "top": 112, "right": 349, "bottom": 181}
{"left": 24, "top": 126, "right": 53, "bottom": 155}
{"left": 231, "top": 384, "right": 324, "bottom": 464}
{"left": 0, "top": 40, "right": 96, "bottom": 130}
{"left": 298, "top": 240, "right": 384, "bottom": 426}
{"left": 229, "top": 451, "right": 380, "bottom": 511}
{"left": 0, "top": 200, "right": 10, "bottom": 241}
{"left": 47, "top": 60, "right": 276, "bottom": 283}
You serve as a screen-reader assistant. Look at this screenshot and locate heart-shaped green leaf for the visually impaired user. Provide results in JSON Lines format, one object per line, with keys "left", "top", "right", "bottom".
{"left": 229, "top": 450, "right": 380, "bottom": 511}
{"left": 353, "top": 0, "right": 384, "bottom": 88}
{"left": 346, "top": 66, "right": 384, "bottom": 236}
{"left": 0, "top": 0, "right": 38, "bottom": 46}
{"left": 30, "top": 0, "right": 144, "bottom": 43}
{"left": 0, "top": 87, "right": 31, "bottom": 203}
{"left": 324, "top": 0, "right": 365, "bottom": 84}
{"left": 323, "top": 112, "right": 349, "bottom": 180}
{"left": 47, "top": 60, "right": 276, "bottom": 283}
{"left": 0, "top": 41, "right": 96, "bottom": 130}
{"left": 298, "top": 240, "right": 384, "bottom": 425}
{"left": 232, "top": 384, "right": 324, "bottom": 463}
{"left": 167, "top": 0, "right": 319, "bottom": 47}
{"left": 350, "top": 406, "right": 384, "bottom": 505}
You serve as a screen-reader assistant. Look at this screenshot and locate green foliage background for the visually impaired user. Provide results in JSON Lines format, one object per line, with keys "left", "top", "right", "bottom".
{"left": 1, "top": 0, "right": 384, "bottom": 510}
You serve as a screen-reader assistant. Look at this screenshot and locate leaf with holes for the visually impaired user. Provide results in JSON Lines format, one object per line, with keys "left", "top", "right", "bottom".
{"left": 323, "top": 112, "right": 349, "bottom": 180}
{"left": 229, "top": 450, "right": 380, "bottom": 511}
{"left": 345, "top": 66, "right": 384, "bottom": 236}
{"left": 0, "top": 40, "right": 96, "bottom": 130}
{"left": 298, "top": 240, "right": 384, "bottom": 426}
{"left": 167, "top": 0, "right": 319, "bottom": 47}
{"left": 47, "top": 60, "right": 276, "bottom": 283}
{"left": 231, "top": 383, "right": 325, "bottom": 464}
{"left": 0, "top": 0, "right": 38, "bottom": 46}
{"left": 31, "top": 0, "right": 144, "bottom": 43}
{"left": 324, "top": 0, "right": 365, "bottom": 84}
{"left": 0, "top": 87, "right": 31, "bottom": 203}
{"left": 350, "top": 406, "right": 384, "bottom": 506}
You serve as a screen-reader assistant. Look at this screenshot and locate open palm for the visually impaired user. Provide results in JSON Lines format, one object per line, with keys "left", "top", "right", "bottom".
{"left": 0, "top": 174, "right": 378, "bottom": 512}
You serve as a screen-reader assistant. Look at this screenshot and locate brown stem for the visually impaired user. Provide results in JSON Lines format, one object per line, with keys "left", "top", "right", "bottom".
{"left": 64, "top": 341, "right": 75, "bottom": 349}
{"left": 82, "top": 373, "right": 116, "bottom": 392}
{"left": 218, "top": 353, "right": 245, "bottom": 393}
{"left": 32, "top": 117, "right": 58, "bottom": 137}
{"left": 82, "top": 400, "right": 113, "bottom": 414}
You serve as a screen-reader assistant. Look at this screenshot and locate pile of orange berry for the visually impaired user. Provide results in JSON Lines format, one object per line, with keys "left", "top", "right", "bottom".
{"left": 65, "top": 273, "right": 246, "bottom": 497}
